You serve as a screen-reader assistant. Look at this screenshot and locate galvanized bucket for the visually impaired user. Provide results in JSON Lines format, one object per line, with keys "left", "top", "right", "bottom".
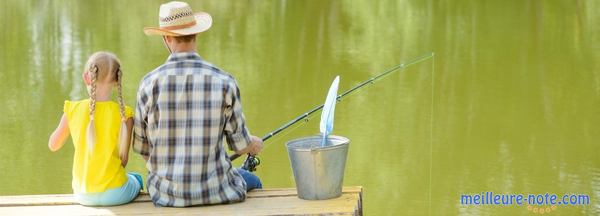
{"left": 286, "top": 135, "right": 350, "bottom": 200}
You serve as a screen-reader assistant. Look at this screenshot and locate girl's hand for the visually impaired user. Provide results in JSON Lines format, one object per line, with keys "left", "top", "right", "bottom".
{"left": 120, "top": 152, "right": 129, "bottom": 167}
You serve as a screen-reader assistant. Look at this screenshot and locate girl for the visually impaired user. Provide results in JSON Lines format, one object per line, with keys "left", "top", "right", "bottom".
{"left": 48, "top": 51, "right": 142, "bottom": 206}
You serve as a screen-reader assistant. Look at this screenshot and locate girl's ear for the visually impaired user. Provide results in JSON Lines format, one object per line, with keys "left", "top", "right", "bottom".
{"left": 82, "top": 72, "right": 91, "bottom": 85}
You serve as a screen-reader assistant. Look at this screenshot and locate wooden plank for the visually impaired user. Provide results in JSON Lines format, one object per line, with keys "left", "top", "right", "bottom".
{"left": 0, "top": 186, "right": 363, "bottom": 207}
{"left": 0, "top": 187, "right": 363, "bottom": 216}
{"left": 0, "top": 193, "right": 154, "bottom": 207}
{"left": 0, "top": 193, "right": 359, "bottom": 216}
{"left": 247, "top": 186, "right": 363, "bottom": 199}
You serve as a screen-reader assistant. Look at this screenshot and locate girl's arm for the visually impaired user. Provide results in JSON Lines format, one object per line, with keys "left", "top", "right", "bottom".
{"left": 120, "top": 117, "right": 134, "bottom": 167}
{"left": 49, "top": 114, "right": 70, "bottom": 152}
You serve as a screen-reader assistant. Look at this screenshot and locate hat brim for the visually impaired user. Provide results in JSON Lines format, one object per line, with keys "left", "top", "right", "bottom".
{"left": 143, "top": 12, "right": 212, "bottom": 36}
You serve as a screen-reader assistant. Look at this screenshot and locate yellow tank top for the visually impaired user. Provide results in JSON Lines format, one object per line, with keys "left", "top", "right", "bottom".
{"left": 63, "top": 99, "right": 133, "bottom": 193}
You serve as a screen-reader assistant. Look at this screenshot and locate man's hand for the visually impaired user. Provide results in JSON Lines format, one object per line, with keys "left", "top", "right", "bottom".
{"left": 247, "top": 135, "right": 263, "bottom": 156}
{"left": 236, "top": 135, "right": 263, "bottom": 156}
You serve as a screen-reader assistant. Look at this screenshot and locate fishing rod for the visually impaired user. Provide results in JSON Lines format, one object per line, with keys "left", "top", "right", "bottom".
{"left": 231, "top": 52, "right": 435, "bottom": 171}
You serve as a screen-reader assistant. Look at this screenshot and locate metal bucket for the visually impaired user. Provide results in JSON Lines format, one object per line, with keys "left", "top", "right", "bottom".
{"left": 286, "top": 135, "right": 350, "bottom": 200}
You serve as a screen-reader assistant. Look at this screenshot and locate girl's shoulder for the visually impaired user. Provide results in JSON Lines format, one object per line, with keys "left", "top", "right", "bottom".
{"left": 63, "top": 99, "right": 90, "bottom": 113}
{"left": 63, "top": 99, "right": 134, "bottom": 118}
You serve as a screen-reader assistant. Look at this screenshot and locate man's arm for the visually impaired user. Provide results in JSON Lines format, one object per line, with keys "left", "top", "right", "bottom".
{"left": 132, "top": 81, "right": 151, "bottom": 160}
{"left": 224, "top": 80, "right": 262, "bottom": 155}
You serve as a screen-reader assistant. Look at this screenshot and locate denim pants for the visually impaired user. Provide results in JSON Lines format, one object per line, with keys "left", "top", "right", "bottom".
{"left": 75, "top": 172, "right": 143, "bottom": 206}
{"left": 236, "top": 168, "right": 262, "bottom": 191}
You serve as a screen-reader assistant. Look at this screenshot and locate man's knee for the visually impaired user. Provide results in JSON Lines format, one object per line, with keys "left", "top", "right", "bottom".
{"left": 237, "top": 168, "right": 262, "bottom": 190}
{"left": 248, "top": 174, "right": 262, "bottom": 190}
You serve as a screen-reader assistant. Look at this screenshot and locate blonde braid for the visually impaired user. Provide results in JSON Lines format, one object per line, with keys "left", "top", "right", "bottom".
{"left": 116, "top": 68, "right": 125, "bottom": 121}
{"left": 115, "top": 66, "right": 130, "bottom": 164}
{"left": 89, "top": 65, "right": 98, "bottom": 119}
{"left": 86, "top": 64, "right": 99, "bottom": 153}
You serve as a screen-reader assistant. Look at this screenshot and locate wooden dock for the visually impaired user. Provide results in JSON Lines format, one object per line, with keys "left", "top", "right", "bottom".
{"left": 0, "top": 186, "right": 362, "bottom": 215}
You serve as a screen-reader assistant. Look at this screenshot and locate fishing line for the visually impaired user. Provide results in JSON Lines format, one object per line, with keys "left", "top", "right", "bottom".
{"left": 428, "top": 53, "right": 436, "bottom": 216}
{"left": 232, "top": 52, "right": 436, "bottom": 171}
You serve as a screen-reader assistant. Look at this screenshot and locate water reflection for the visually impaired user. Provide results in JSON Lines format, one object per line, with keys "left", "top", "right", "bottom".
{"left": 0, "top": 0, "right": 598, "bottom": 215}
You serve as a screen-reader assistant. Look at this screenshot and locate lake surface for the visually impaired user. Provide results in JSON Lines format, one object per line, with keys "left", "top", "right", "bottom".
{"left": 1, "top": 0, "right": 599, "bottom": 215}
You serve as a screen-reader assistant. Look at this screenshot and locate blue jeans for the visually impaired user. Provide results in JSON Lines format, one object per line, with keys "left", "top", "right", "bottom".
{"left": 236, "top": 168, "right": 262, "bottom": 191}
{"left": 75, "top": 172, "right": 143, "bottom": 206}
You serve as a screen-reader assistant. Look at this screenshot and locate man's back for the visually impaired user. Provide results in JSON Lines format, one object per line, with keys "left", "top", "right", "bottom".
{"left": 133, "top": 52, "right": 251, "bottom": 207}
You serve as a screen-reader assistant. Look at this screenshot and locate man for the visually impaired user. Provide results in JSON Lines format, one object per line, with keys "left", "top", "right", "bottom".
{"left": 133, "top": 1, "right": 263, "bottom": 207}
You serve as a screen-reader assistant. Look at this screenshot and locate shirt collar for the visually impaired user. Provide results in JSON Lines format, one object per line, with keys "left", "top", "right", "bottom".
{"left": 166, "top": 52, "right": 203, "bottom": 63}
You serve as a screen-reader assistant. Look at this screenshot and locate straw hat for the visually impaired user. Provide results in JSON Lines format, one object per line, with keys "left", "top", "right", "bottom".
{"left": 143, "top": 1, "right": 212, "bottom": 36}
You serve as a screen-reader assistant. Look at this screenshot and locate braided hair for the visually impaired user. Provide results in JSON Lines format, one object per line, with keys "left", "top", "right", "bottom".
{"left": 84, "top": 52, "right": 126, "bottom": 154}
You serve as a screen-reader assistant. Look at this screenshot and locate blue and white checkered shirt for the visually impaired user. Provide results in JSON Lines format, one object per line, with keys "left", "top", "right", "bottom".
{"left": 133, "top": 52, "right": 251, "bottom": 207}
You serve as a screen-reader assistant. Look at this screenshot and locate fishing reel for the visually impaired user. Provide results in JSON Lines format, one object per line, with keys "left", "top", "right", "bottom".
{"left": 241, "top": 155, "right": 261, "bottom": 172}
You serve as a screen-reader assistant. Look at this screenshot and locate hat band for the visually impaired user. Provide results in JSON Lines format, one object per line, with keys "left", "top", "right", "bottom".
{"left": 161, "top": 20, "right": 197, "bottom": 30}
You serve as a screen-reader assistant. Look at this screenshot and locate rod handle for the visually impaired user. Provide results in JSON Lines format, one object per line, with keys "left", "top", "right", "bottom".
{"left": 229, "top": 153, "right": 242, "bottom": 161}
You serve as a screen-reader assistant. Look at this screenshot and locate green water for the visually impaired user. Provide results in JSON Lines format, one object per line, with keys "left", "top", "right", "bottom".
{"left": 1, "top": 0, "right": 599, "bottom": 215}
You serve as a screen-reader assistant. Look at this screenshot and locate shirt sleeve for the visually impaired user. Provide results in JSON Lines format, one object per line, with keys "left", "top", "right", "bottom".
{"left": 132, "top": 81, "right": 151, "bottom": 157}
{"left": 124, "top": 105, "right": 134, "bottom": 119}
{"left": 63, "top": 100, "right": 71, "bottom": 117}
{"left": 224, "top": 80, "right": 252, "bottom": 152}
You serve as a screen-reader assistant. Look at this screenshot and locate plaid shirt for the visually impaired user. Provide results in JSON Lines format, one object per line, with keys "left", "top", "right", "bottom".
{"left": 133, "top": 52, "right": 251, "bottom": 207}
